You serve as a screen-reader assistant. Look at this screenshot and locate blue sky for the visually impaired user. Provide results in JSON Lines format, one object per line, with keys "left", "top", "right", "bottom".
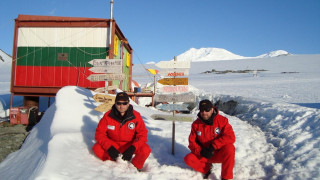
{"left": 0, "top": 0, "right": 319, "bottom": 64}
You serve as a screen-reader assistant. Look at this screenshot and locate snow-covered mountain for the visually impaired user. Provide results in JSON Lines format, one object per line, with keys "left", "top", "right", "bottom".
{"left": 257, "top": 50, "right": 290, "bottom": 58}
{"left": 174, "top": 48, "right": 247, "bottom": 62}
{"left": 162, "top": 48, "right": 291, "bottom": 62}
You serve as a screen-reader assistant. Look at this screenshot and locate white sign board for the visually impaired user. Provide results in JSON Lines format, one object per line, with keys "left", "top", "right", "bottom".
{"left": 87, "top": 74, "right": 125, "bottom": 81}
{"left": 158, "top": 69, "right": 189, "bottom": 77}
{"left": 155, "top": 61, "right": 190, "bottom": 69}
{"left": 89, "top": 66, "right": 122, "bottom": 74}
{"left": 159, "top": 85, "right": 189, "bottom": 93}
{"left": 154, "top": 93, "right": 196, "bottom": 102}
{"left": 88, "top": 59, "right": 123, "bottom": 67}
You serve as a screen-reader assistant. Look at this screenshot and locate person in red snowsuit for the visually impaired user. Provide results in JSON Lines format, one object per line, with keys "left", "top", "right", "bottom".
{"left": 184, "top": 100, "right": 236, "bottom": 180}
{"left": 92, "top": 92, "right": 151, "bottom": 170}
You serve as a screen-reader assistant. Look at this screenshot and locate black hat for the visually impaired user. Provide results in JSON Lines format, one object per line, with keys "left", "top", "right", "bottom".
{"left": 115, "top": 92, "right": 129, "bottom": 102}
{"left": 199, "top": 100, "right": 213, "bottom": 111}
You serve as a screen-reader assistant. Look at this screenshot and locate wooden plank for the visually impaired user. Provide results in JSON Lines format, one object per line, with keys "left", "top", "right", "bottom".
{"left": 94, "top": 103, "right": 113, "bottom": 112}
{"left": 158, "top": 78, "right": 188, "bottom": 85}
{"left": 151, "top": 114, "right": 194, "bottom": 122}
{"left": 93, "top": 94, "right": 116, "bottom": 112}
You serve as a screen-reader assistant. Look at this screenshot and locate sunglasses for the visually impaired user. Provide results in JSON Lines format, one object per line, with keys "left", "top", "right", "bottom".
{"left": 116, "top": 101, "right": 129, "bottom": 106}
{"left": 200, "top": 108, "right": 211, "bottom": 112}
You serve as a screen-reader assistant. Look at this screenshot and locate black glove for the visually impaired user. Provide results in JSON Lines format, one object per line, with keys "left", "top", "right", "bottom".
{"left": 200, "top": 145, "right": 214, "bottom": 159}
{"left": 107, "top": 146, "right": 120, "bottom": 160}
{"left": 122, "top": 145, "right": 136, "bottom": 161}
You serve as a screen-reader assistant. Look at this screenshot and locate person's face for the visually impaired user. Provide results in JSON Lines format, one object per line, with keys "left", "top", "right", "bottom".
{"left": 115, "top": 100, "right": 129, "bottom": 115}
{"left": 200, "top": 107, "right": 213, "bottom": 120}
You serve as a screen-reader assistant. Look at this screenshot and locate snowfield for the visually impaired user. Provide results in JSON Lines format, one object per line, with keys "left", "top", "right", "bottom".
{"left": 0, "top": 51, "right": 320, "bottom": 179}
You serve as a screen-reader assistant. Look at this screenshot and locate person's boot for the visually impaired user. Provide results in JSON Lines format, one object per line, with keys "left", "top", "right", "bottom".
{"left": 203, "top": 169, "right": 211, "bottom": 179}
{"left": 203, "top": 164, "right": 213, "bottom": 179}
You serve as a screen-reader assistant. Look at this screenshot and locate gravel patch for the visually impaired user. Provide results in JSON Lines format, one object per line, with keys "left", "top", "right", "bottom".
{"left": 0, "top": 121, "right": 30, "bottom": 162}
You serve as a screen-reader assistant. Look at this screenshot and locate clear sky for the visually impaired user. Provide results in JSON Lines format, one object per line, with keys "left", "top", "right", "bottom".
{"left": 0, "top": 0, "right": 319, "bottom": 64}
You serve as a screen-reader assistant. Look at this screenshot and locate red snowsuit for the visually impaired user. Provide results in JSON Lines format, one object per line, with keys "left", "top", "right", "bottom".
{"left": 92, "top": 105, "right": 151, "bottom": 170}
{"left": 184, "top": 107, "right": 235, "bottom": 179}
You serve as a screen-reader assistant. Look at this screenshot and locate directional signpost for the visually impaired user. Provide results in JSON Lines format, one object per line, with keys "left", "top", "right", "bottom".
{"left": 154, "top": 57, "right": 193, "bottom": 155}
{"left": 87, "top": 58, "right": 124, "bottom": 94}
{"left": 88, "top": 59, "right": 123, "bottom": 74}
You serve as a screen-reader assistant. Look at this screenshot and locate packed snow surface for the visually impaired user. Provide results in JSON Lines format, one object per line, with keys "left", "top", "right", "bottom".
{"left": 0, "top": 49, "right": 320, "bottom": 179}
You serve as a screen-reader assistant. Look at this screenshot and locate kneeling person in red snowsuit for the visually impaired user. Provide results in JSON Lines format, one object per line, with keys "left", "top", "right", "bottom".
{"left": 184, "top": 100, "right": 236, "bottom": 180}
{"left": 92, "top": 92, "right": 151, "bottom": 170}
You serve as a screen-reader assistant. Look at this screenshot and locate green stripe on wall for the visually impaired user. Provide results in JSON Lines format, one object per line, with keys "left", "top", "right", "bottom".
{"left": 16, "top": 47, "right": 109, "bottom": 67}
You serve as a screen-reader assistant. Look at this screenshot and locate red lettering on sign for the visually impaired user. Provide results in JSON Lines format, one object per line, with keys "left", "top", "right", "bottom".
{"left": 167, "top": 72, "right": 184, "bottom": 76}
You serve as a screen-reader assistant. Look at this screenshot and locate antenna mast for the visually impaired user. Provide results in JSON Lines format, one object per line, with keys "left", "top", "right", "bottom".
{"left": 109, "top": 0, "right": 114, "bottom": 48}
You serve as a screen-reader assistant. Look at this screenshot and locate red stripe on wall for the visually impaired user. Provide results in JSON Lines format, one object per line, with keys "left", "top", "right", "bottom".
{"left": 15, "top": 66, "right": 105, "bottom": 88}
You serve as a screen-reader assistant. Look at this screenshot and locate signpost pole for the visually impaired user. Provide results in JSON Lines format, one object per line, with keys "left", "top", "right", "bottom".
{"left": 172, "top": 56, "right": 177, "bottom": 155}
{"left": 105, "top": 79, "right": 108, "bottom": 94}
{"left": 154, "top": 75, "right": 156, "bottom": 94}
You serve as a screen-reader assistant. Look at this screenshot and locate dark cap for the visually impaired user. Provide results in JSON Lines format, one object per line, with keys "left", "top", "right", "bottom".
{"left": 199, "top": 100, "right": 213, "bottom": 111}
{"left": 115, "top": 92, "right": 129, "bottom": 102}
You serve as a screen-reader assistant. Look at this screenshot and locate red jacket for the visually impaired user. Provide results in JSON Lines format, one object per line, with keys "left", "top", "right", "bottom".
{"left": 94, "top": 105, "right": 148, "bottom": 153}
{"left": 188, "top": 107, "right": 235, "bottom": 156}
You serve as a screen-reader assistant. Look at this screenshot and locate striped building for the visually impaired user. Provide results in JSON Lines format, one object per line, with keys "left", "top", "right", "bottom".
{"left": 11, "top": 15, "right": 133, "bottom": 97}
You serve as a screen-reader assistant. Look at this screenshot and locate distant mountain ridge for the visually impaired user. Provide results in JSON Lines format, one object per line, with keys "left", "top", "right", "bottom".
{"left": 145, "top": 48, "right": 291, "bottom": 63}
{"left": 173, "top": 48, "right": 290, "bottom": 62}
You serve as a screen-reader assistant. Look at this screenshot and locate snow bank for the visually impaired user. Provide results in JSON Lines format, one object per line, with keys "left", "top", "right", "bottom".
{"left": 203, "top": 93, "right": 320, "bottom": 178}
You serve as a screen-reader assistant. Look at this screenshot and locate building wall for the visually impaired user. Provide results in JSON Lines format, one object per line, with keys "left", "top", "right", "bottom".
{"left": 15, "top": 27, "right": 109, "bottom": 88}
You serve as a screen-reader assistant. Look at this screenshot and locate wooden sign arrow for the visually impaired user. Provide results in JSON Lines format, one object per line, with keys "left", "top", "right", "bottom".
{"left": 158, "top": 78, "right": 188, "bottom": 85}
{"left": 93, "top": 94, "right": 115, "bottom": 103}
{"left": 158, "top": 69, "right": 189, "bottom": 77}
{"left": 155, "top": 61, "right": 190, "bottom": 69}
{"left": 88, "top": 59, "right": 123, "bottom": 67}
{"left": 95, "top": 103, "right": 113, "bottom": 112}
{"left": 154, "top": 93, "right": 196, "bottom": 102}
{"left": 94, "top": 85, "right": 119, "bottom": 93}
{"left": 87, "top": 74, "right": 125, "bottom": 82}
{"left": 89, "top": 66, "right": 122, "bottom": 74}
